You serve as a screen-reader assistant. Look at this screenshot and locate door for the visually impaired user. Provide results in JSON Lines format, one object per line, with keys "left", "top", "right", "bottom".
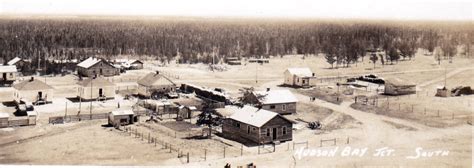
{"left": 99, "top": 88, "right": 103, "bottom": 97}
{"left": 100, "top": 69, "right": 103, "bottom": 75}
{"left": 2, "top": 73, "right": 6, "bottom": 80}
{"left": 38, "top": 91, "right": 43, "bottom": 99}
{"left": 272, "top": 128, "right": 277, "bottom": 140}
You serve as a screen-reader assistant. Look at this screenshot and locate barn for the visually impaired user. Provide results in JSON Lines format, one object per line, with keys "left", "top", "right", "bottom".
{"left": 384, "top": 78, "right": 416, "bottom": 95}
{"left": 13, "top": 77, "right": 54, "bottom": 105}
{"left": 108, "top": 109, "right": 137, "bottom": 126}
{"left": 77, "top": 57, "right": 119, "bottom": 77}
{"left": 0, "top": 65, "right": 17, "bottom": 86}
{"left": 137, "top": 71, "right": 176, "bottom": 98}
{"left": 243, "top": 89, "right": 298, "bottom": 115}
{"left": 284, "top": 68, "right": 316, "bottom": 87}
{"left": 222, "top": 105, "right": 293, "bottom": 144}
{"left": 77, "top": 77, "right": 115, "bottom": 101}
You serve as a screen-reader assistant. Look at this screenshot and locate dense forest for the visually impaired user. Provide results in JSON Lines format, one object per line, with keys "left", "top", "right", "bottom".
{"left": 0, "top": 17, "right": 472, "bottom": 72}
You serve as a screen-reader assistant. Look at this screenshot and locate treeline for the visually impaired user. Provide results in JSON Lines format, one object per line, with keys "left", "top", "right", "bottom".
{"left": 0, "top": 17, "right": 472, "bottom": 69}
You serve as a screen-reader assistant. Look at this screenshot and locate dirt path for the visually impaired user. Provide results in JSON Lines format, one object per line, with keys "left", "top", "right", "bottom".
{"left": 418, "top": 67, "right": 474, "bottom": 90}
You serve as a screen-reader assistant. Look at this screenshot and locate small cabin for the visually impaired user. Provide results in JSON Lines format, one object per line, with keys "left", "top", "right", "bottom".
{"left": 77, "top": 77, "right": 115, "bottom": 101}
{"left": 108, "top": 109, "right": 137, "bottom": 126}
{"left": 137, "top": 71, "right": 177, "bottom": 98}
{"left": 0, "top": 65, "right": 17, "bottom": 86}
{"left": 243, "top": 89, "right": 298, "bottom": 115}
{"left": 13, "top": 77, "right": 54, "bottom": 105}
{"left": 222, "top": 106, "right": 293, "bottom": 144}
{"left": 435, "top": 86, "right": 450, "bottom": 97}
{"left": 284, "top": 68, "right": 317, "bottom": 88}
{"left": 0, "top": 112, "right": 9, "bottom": 128}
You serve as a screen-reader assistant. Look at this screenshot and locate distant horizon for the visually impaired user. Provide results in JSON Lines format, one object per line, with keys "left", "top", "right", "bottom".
{"left": 0, "top": 0, "right": 472, "bottom": 21}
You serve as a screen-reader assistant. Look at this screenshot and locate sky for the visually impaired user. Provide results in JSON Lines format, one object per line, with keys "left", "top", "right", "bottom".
{"left": 0, "top": 0, "right": 472, "bottom": 21}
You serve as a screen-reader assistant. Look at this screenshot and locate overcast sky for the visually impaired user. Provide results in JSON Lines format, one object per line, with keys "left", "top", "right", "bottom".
{"left": 0, "top": 0, "right": 472, "bottom": 20}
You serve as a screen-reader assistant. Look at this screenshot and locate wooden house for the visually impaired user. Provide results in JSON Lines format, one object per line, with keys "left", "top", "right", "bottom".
{"left": 77, "top": 77, "right": 115, "bottom": 101}
{"left": 77, "top": 57, "right": 119, "bottom": 77}
{"left": 222, "top": 105, "right": 293, "bottom": 144}
{"left": 13, "top": 77, "right": 54, "bottom": 105}
{"left": 0, "top": 112, "right": 9, "bottom": 128}
{"left": 384, "top": 78, "right": 416, "bottom": 95}
{"left": 0, "top": 65, "right": 17, "bottom": 86}
{"left": 108, "top": 109, "right": 137, "bottom": 126}
{"left": 125, "top": 60, "right": 144, "bottom": 70}
{"left": 137, "top": 71, "right": 176, "bottom": 98}
{"left": 7, "top": 57, "right": 28, "bottom": 70}
{"left": 284, "top": 68, "right": 317, "bottom": 87}
{"left": 243, "top": 89, "right": 298, "bottom": 115}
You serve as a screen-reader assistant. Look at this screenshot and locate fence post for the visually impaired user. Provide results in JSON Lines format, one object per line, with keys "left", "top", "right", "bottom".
{"left": 241, "top": 145, "right": 243, "bottom": 156}
{"left": 187, "top": 152, "right": 189, "bottom": 163}
{"left": 148, "top": 132, "right": 150, "bottom": 143}
{"left": 170, "top": 144, "right": 172, "bottom": 153}
{"left": 154, "top": 138, "right": 157, "bottom": 147}
{"left": 223, "top": 146, "right": 226, "bottom": 158}
{"left": 411, "top": 105, "right": 414, "bottom": 113}
{"left": 347, "top": 137, "right": 350, "bottom": 144}
{"left": 204, "top": 149, "right": 207, "bottom": 161}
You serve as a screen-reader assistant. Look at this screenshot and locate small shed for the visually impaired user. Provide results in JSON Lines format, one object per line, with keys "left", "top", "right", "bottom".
{"left": 222, "top": 105, "right": 293, "bottom": 144}
{"left": 384, "top": 78, "right": 416, "bottom": 95}
{"left": 435, "top": 86, "right": 450, "bottom": 97}
{"left": 178, "top": 105, "right": 198, "bottom": 119}
{"left": 108, "top": 109, "right": 137, "bottom": 126}
{"left": 0, "top": 112, "right": 9, "bottom": 128}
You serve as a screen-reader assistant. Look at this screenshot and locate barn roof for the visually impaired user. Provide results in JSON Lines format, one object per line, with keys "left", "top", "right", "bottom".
{"left": 137, "top": 72, "right": 175, "bottom": 87}
{"left": 7, "top": 57, "right": 22, "bottom": 66}
{"left": 13, "top": 78, "right": 53, "bottom": 91}
{"left": 111, "top": 109, "right": 134, "bottom": 116}
{"left": 0, "top": 112, "right": 9, "bottom": 118}
{"left": 286, "top": 68, "right": 314, "bottom": 77}
{"left": 384, "top": 77, "right": 416, "bottom": 87}
{"left": 78, "top": 77, "right": 115, "bottom": 87}
{"left": 253, "top": 89, "right": 298, "bottom": 104}
{"left": 228, "top": 105, "right": 279, "bottom": 127}
{"left": 77, "top": 57, "right": 103, "bottom": 68}
{"left": 0, "top": 65, "right": 17, "bottom": 73}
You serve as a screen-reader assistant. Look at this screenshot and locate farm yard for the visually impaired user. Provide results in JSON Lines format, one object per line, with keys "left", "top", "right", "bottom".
{"left": 0, "top": 16, "right": 472, "bottom": 168}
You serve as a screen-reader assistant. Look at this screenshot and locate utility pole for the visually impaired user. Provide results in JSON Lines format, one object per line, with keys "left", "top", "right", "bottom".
{"left": 90, "top": 77, "right": 93, "bottom": 120}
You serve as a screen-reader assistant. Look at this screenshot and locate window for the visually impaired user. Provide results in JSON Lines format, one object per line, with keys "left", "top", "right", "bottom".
{"left": 282, "top": 104, "right": 287, "bottom": 111}
{"left": 9, "top": 73, "right": 13, "bottom": 77}
{"left": 283, "top": 126, "right": 287, "bottom": 135}
{"left": 247, "top": 126, "right": 251, "bottom": 134}
{"left": 236, "top": 122, "right": 240, "bottom": 128}
{"left": 302, "top": 79, "right": 306, "bottom": 84}
{"left": 266, "top": 128, "right": 270, "bottom": 137}
{"left": 270, "top": 105, "right": 276, "bottom": 109}
{"left": 297, "top": 78, "right": 299, "bottom": 82}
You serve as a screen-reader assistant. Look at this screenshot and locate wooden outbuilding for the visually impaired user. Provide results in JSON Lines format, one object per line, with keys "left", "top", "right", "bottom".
{"left": 178, "top": 105, "right": 198, "bottom": 119}
{"left": 121, "top": 60, "right": 144, "bottom": 70}
{"left": 0, "top": 112, "right": 9, "bottom": 128}
{"left": 13, "top": 77, "right": 54, "bottom": 105}
{"left": 77, "top": 57, "right": 119, "bottom": 77}
{"left": 0, "top": 65, "right": 17, "bottom": 86}
{"left": 284, "top": 68, "right": 317, "bottom": 87}
{"left": 435, "top": 86, "right": 450, "bottom": 97}
{"left": 7, "top": 57, "right": 29, "bottom": 70}
{"left": 243, "top": 89, "right": 298, "bottom": 115}
{"left": 384, "top": 78, "right": 416, "bottom": 95}
{"left": 77, "top": 77, "right": 115, "bottom": 101}
{"left": 108, "top": 109, "right": 137, "bottom": 126}
{"left": 222, "top": 105, "right": 293, "bottom": 144}
{"left": 137, "top": 71, "right": 176, "bottom": 98}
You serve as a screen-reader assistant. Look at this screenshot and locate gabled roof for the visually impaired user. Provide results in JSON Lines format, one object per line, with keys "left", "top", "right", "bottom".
{"left": 137, "top": 72, "right": 175, "bottom": 87}
{"left": 7, "top": 57, "right": 22, "bottom": 66}
{"left": 77, "top": 57, "right": 104, "bottom": 69}
{"left": 13, "top": 78, "right": 53, "bottom": 91}
{"left": 253, "top": 89, "right": 298, "bottom": 104}
{"left": 111, "top": 109, "right": 134, "bottom": 116}
{"left": 286, "top": 68, "right": 314, "bottom": 77}
{"left": 228, "top": 105, "right": 279, "bottom": 127}
{"left": 78, "top": 77, "right": 115, "bottom": 87}
{"left": 384, "top": 77, "right": 416, "bottom": 87}
{"left": 0, "top": 65, "right": 17, "bottom": 73}
{"left": 126, "top": 59, "right": 143, "bottom": 65}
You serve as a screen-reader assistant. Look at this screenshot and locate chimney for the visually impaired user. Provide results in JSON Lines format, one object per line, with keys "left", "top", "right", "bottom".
{"left": 266, "top": 88, "right": 270, "bottom": 92}
{"left": 156, "top": 71, "right": 160, "bottom": 74}
{"left": 312, "top": 73, "right": 315, "bottom": 77}
{"left": 30, "top": 77, "right": 34, "bottom": 82}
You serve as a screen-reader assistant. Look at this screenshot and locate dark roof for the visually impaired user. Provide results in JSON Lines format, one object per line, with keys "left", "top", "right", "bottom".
{"left": 13, "top": 79, "right": 53, "bottom": 91}
{"left": 137, "top": 72, "right": 175, "bottom": 87}
{"left": 78, "top": 77, "right": 115, "bottom": 87}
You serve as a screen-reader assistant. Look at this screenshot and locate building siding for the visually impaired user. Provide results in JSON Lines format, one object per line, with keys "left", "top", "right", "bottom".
{"left": 78, "top": 61, "right": 119, "bottom": 77}
{"left": 222, "top": 116, "right": 293, "bottom": 144}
